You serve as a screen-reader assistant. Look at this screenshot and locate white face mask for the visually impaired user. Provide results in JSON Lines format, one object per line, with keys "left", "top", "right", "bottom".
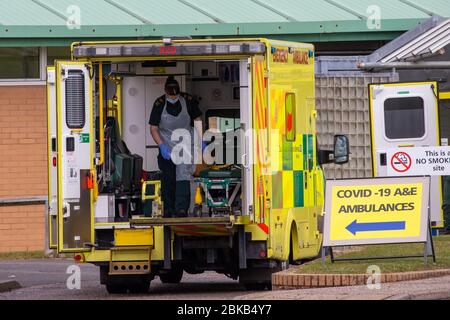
{"left": 166, "top": 96, "right": 179, "bottom": 104}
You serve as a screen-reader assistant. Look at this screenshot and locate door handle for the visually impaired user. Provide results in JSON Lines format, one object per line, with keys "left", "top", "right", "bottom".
{"left": 380, "top": 153, "right": 387, "bottom": 166}
{"left": 242, "top": 153, "right": 249, "bottom": 169}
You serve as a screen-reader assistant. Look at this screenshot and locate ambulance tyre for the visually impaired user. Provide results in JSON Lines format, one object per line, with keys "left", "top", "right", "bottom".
{"left": 159, "top": 264, "right": 184, "bottom": 284}
{"left": 106, "top": 283, "right": 127, "bottom": 294}
{"left": 101, "top": 267, "right": 151, "bottom": 294}
{"left": 239, "top": 268, "right": 273, "bottom": 291}
{"left": 128, "top": 278, "right": 151, "bottom": 293}
{"left": 105, "top": 277, "right": 151, "bottom": 294}
{"left": 289, "top": 223, "right": 302, "bottom": 265}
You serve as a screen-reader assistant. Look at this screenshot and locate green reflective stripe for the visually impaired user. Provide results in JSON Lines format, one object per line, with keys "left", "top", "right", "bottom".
{"left": 302, "top": 134, "right": 314, "bottom": 170}
{"left": 293, "top": 170, "right": 304, "bottom": 207}
{"left": 282, "top": 140, "right": 293, "bottom": 170}
{"left": 272, "top": 171, "right": 283, "bottom": 209}
{"left": 308, "top": 134, "right": 314, "bottom": 169}
{"left": 302, "top": 134, "right": 308, "bottom": 170}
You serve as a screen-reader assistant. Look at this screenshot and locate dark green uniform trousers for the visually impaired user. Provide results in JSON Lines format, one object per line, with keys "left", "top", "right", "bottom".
{"left": 158, "top": 154, "right": 191, "bottom": 217}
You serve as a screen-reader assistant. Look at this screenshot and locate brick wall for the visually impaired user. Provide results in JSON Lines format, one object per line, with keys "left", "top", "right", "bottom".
{"left": 0, "top": 85, "right": 47, "bottom": 253}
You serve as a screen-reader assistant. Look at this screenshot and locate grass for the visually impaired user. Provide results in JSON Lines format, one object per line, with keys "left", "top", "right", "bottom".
{"left": 295, "top": 235, "right": 450, "bottom": 274}
{"left": 0, "top": 251, "right": 48, "bottom": 260}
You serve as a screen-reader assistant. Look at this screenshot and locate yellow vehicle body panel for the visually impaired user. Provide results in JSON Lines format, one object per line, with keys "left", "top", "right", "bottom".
{"left": 84, "top": 248, "right": 151, "bottom": 263}
{"left": 114, "top": 229, "right": 153, "bottom": 247}
{"left": 262, "top": 39, "right": 323, "bottom": 261}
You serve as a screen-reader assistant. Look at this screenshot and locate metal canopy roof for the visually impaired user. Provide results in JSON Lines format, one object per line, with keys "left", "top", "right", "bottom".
{"left": 380, "top": 18, "right": 450, "bottom": 62}
{"left": 365, "top": 15, "right": 450, "bottom": 62}
{"left": 1, "top": 0, "right": 450, "bottom": 45}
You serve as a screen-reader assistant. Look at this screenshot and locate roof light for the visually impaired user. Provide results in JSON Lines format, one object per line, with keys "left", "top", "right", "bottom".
{"left": 162, "top": 38, "right": 172, "bottom": 45}
{"left": 73, "top": 42, "right": 265, "bottom": 58}
{"left": 95, "top": 47, "right": 107, "bottom": 56}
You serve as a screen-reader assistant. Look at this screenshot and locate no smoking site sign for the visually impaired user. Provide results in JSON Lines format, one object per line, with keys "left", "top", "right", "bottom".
{"left": 391, "top": 151, "right": 412, "bottom": 173}
{"left": 386, "top": 146, "right": 450, "bottom": 176}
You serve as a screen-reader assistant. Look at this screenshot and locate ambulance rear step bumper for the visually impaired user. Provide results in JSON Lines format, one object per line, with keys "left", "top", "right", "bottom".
{"left": 129, "top": 216, "right": 233, "bottom": 227}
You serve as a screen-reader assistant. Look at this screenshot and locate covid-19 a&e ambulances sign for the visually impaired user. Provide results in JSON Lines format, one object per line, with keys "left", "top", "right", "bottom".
{"left": 323, "top": 177, "right": 430, "bottom": 246}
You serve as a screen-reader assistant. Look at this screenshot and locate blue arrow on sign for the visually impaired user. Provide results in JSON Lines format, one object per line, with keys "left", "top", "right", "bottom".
{"left": 346, "top": 220, "right": 406, "bottom": 235}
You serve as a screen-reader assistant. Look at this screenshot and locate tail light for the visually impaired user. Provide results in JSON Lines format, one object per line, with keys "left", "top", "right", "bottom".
{"left": 74, "top": 254, "right": 84, "bottom": 263}
{"left": 259, "top": 250, "right": 267, "bottom": 258}
{"left": 87, "top": 171, "right": 95, "bottom": 189}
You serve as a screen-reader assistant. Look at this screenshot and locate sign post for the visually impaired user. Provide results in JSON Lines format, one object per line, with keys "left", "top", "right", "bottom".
{"left": 322, "top": 176, "right": 435, "bottom": 264}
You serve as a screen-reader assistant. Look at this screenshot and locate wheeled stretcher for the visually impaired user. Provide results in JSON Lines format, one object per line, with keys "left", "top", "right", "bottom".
{"left": 193, "top": 165, "right": 242, "bottom": 216}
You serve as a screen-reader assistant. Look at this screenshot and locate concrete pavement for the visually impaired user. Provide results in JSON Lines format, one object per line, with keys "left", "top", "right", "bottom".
{"left": 237, "top": 274, "right": 450, "bottom": 300}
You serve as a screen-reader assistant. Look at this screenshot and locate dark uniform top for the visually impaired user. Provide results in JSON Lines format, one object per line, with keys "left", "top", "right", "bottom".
{"left": 149, "top": 93, "right": 202, "bottom": 127}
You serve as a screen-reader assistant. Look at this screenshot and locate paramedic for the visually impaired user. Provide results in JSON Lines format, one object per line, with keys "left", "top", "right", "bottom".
{"left": 149, "top": 76, "right": 204, "bottom": 217}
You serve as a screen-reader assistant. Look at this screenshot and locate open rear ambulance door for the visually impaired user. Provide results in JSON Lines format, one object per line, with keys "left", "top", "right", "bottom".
{"left": 55, "top": 61, "right": 95, "bottom": 252}
{"left": 251, "top": 56, "right": 271, "bottom": 233}
{"left": 240, "top": 59, "right": 254, "bottom": 218}
{"left": 47, "top": 66, "right": 57, "bottom": 249}
{"left": 369, "top": 81, "right": 443, "bottom": 227}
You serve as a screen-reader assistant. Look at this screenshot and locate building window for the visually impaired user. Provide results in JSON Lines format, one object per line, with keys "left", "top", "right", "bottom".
{"left": 0, "top": 47, "right": 39, "bottom": 79}
{"left": 47, "top": 46, "right": 71, "bottom": 66}
{"left": 384, "top": 96, "right": 425, "bottom": 139}
{"left": 285, "top": 93, "right": 296, "bottom": 141}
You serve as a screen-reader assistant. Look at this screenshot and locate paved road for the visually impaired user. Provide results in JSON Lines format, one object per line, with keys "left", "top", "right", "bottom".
{"left": 0, "top": 259, "right": 254, "bottom": 300}
{"left": 1, "top": 259, "right": 450, "bottom": 300}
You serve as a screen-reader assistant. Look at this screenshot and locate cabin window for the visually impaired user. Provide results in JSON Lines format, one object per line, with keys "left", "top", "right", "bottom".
{"left": 384, "top": 96, "right": 425, "bottom": 139}
{"left": 285, "top": 93, "right": 296, "bottom": 141}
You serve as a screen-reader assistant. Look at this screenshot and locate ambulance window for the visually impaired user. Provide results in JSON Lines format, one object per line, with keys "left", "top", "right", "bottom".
{"left": 285, "top": 93, "right": 296, "bottom": 141}
{"left": 65, "top": 70, "right": 86, "bottom": 129}
{"left": 384, "top": 97, "right": 425, "bottom": 139}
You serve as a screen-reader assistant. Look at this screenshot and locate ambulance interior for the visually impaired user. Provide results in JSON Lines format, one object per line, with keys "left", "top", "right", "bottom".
{"left": 95, "top": 59, "right": 250, "bottom": 222}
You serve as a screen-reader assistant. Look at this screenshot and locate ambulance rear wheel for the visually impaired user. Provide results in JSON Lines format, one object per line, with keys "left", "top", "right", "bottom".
{"left": 106, "top": 283, "right": 128, "bottom": 294}
{"left": 128, "top": 279, "right": 151, "bottom": 293}
{"left": 100, "top": 267, "right": 128, "bottom": 294}
{"left": 101, "top": 267, "right": 151, "bottom": 294}
{"left": 159, "top": 264, "right": 184, "bottom": 284}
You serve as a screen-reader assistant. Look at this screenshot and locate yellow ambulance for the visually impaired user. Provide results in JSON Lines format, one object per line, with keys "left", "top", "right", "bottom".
{"left": 47, "top": 38, "right": 348, "bottom": 293}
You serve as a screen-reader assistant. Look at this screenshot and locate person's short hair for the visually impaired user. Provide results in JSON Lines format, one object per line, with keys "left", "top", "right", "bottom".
{"left": 165, "top": 76, "right": 180, "bottom": 95}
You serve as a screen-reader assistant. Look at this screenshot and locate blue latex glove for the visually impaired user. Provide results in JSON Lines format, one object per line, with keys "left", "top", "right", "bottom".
{"left": 159, "top": 143, "right": 171, "bottom": 160}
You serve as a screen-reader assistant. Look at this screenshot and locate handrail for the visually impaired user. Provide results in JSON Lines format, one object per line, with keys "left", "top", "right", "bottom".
{"left": 98, "top": 63, "right": 105, "bottom": 166}
{"left": 0, "top": 196, "right": 46, "bottom": 206}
